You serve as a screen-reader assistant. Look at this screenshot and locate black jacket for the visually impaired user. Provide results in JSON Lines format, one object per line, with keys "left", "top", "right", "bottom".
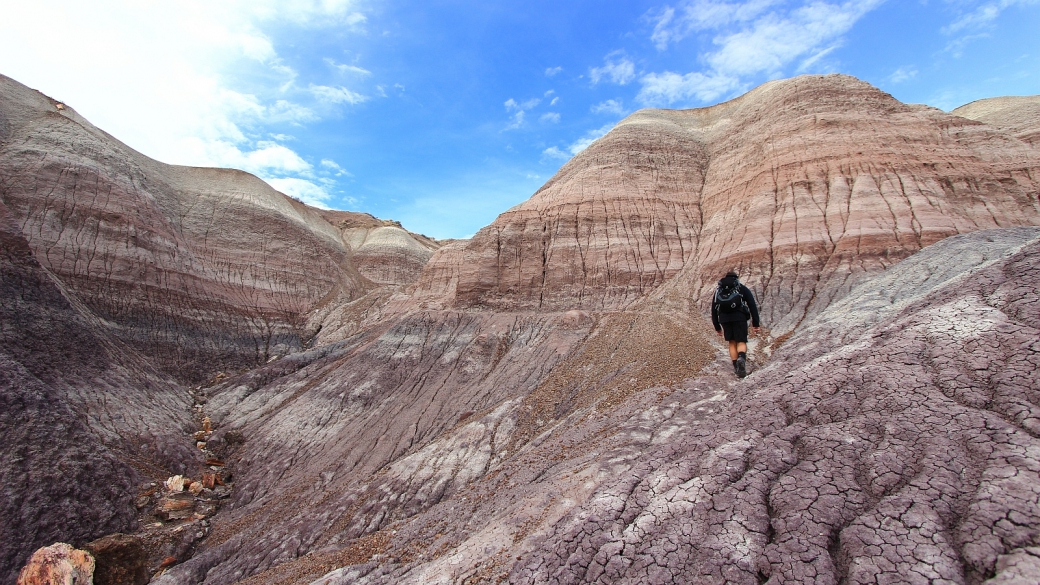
{"left": 711, "top": 277, "right": 761, "bottom": 330}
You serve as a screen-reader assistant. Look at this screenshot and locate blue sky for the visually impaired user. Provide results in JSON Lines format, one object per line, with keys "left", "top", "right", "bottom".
{"left": 1, "top": 1, "right": 1038, "bottom": 239}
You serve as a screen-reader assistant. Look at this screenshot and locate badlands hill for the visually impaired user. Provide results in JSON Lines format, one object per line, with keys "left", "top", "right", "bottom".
{"left": 1, "top": 72, "right": 1039, "bottom": 585}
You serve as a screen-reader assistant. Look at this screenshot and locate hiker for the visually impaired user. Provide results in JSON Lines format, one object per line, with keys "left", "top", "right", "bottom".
{"left": 711, "top": 270, "right": 761, "bottom": 378}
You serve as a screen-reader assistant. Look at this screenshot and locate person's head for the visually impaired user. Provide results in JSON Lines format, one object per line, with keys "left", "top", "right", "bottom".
{"left": 725, "top": 270, "right": 738, "bottom": 279}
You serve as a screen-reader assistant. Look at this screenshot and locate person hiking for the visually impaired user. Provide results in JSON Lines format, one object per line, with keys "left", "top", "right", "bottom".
{"left": 711, "top": 270, "right": 760, "bottom": 378}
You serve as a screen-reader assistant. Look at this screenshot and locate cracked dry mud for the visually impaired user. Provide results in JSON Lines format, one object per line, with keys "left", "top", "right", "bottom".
{"left": 3, "top": 70, "right": 1040, "bottom": 585}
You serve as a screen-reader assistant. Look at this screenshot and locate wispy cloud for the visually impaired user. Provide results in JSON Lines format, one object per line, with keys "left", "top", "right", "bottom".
{"left": 541, "top": 146, "right": 570, "bottom": 161}
{"left": 545, "top": 66, "right": 563, "bottom": 76}
{"left": 503, "top": 96, "right": 548, "bottom": 130}
{"left": 324, "top": 57, "right": 371, "bottom": 76}
{"left": 321, "top": 158, "right": 353, "bottom": 176}
{"left": 506, "top": 97, "right": 542, "bottom": 111}
{"left": 941, "top": 0, "right": 1038, "bottom": 56}
{"left": 590, "top": 52, "right": 637, "bottom": 85}
{"left": 310, "top": 84, "right": 368, "bottom": 105}
{"left": 504, "top": 110, "right": 526, "bottom": 130}
{"left": 540, "top": 112, "right": 561, "bottom": 123}
{"left": 888, "top": 66, "right": 917, "bottom": 84}
{"left": 0, "top": 0, "right": 371, "bottom": 211}
{"left": 266, "top": 177, "right": 335, "bottom": 209}
{"left": 638, "top": 0, "right": 885, "bottom": 106}
{"left": 648, "top": 0, "right": 780, "bottom": 50}
{"left": 638, "top": 71, "right": 740, "bottom": 104}
{"left": 591, "top": 99, "right": 627, "bottom": 115}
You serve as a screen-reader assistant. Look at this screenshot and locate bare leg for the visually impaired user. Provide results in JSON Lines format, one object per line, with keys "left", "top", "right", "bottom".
{"left": 729, "top": 341, "right": 739, "bottom": 361}
{"left": 737, "top": 341, "right": 747, "bottom": 355}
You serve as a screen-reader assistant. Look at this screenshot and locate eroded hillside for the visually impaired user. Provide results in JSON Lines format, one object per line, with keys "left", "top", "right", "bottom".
{"left": 2, "top": 73, "right": 1040, "bottom": 585}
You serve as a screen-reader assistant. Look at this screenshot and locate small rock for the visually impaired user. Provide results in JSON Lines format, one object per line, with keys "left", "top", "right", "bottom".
{"left": 16, "top": 543, "right": 94, "bottom": 585}
{"left": 155, "top": 493, "right": 195, "bottom": 521}
{"left": 188, "top": 481, "right": 203, "bottom": 496}
{"left": 201, "top": 473, "right": 217, "bottom": 489}
{"left": 202, "top": 416, "right": 212, "bottom": 432}
{"left": 165, "top": 475, "right": 186, "bottom": 492}
{"left": 196, "top": 441, "right": 207, "bottom": 450}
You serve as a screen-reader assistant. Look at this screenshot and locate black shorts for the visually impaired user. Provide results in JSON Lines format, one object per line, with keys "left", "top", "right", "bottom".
{"left": 721, "top": 319, "right": 748, "bottom": 343}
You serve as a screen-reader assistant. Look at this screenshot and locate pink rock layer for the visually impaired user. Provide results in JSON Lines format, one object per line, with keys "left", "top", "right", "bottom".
{"left": 418, "top": 75, "right": 1040, "bottom": 333}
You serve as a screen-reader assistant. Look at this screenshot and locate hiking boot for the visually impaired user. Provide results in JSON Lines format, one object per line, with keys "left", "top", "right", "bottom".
{"left": 736, "top": 356, "right": 747, "bottom": 378}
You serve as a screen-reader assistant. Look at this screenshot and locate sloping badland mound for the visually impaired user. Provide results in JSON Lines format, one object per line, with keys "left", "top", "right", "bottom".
{"left": 954, "top": 95, "right": 1040, "bottom": 147}
{"left": 418, "top": 75, "right": 1039, "bottom": 333}
{"left": 2, "top": 72, "right": 1039, "bottom": 584}
{"left": 0, "top": 74, "right": 438, "bottom": 583}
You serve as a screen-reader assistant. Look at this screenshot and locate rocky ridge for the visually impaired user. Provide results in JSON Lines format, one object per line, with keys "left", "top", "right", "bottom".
{"left": 2, "top": 72, "right": 1040, "bottom": 585}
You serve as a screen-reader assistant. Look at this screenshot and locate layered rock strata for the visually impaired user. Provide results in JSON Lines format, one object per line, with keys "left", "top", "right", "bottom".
{"left": 157, "top": 227, "right": 1040, "bottom": 585}
{"left": 0, "top": 74, "right": 368, "bottom": 382}
{"left": 0, "top": 199, "right": 195, "bottom": 584}
{"left": 320, "top": 211, "right": 441, "bottom": 286}
{"left": 419, "top": 75, "right": 1040, "bottom": 334}
{"left": 4, "top": 71, "right": 1040, "bottom": 585}
{"left": 954, "top": 95, "right": 1040, "bottom": 147}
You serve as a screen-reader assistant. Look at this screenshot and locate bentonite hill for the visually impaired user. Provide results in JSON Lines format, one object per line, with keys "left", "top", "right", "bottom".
{"left": 2, "top": 72, "right": 1039, "bottom": 585}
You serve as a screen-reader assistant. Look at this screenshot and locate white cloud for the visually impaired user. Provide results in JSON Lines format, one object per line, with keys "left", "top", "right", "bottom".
{"left": 707, "top": 2, "right": 882, "bottom": 76}
{"left": 506, "top": 97, "right": 542, "bottom": 111}
{"left": 545, "top": 66, "right": 563, "bottom": 76}
{"left": 943, "top": 0, "right": 1038, "bottom": 34}
{"left": 320, "top": 158, "right": 353, "bottom": 176}
{"left": 324, "top": 58, "right": 372, "bottom": 76}
{"left": 265, "top": 177, "right": 334, "bottom": 208}
{"left": 941, "top": 0, "right": 1038, "bottom": 55}
{"left": 590, "top": 52, "right": 636, "bottom": 85}
{"left": 504, "top": 111, "right": 526, "bottom": 130}
{"left": 888, "top": 66, "right": 918, "bottom": 84}
{"left": 540, "top": 112, "right": 561, "bottom": 123}
{"left": 591, "top": 99, "right": 626, "bottom": 115}
{"left": 649, "top": 0, "right": 780, "bottom": 50}
{"left": 637, "top": 0, "right": 884, "bottom": 106}
{"left": 541, "top": 146, "right": 570, "bottom": 161}
{"left": 310, "top": 84, "right": 368, "bottom": 105}
{"left": 637, "top": 71, "right": 740, "bottom": 105}
{"left": 550, "top": 96, "right": 560, "bottom": 105}
{"left": 0, "top": 0, "right": 367, "bottom": 211}
{"left": 503, "top": 97, "right": 546, "bottom": 129}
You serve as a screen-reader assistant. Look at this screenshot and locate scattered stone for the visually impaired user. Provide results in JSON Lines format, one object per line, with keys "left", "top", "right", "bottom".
{"left": 188, "top": 482, "right": 203, "bottom": 496}
{"left": 154, "top": 494, "right": 195, "bottom": 521}
{"left": 164, "top": 476, "right": 185, "bottom": 492}
{"left": 201, "top": 473, "right": 217, "bottom": 490}
{"left": 16, "top": 543, "right": 94, "bottom": 585}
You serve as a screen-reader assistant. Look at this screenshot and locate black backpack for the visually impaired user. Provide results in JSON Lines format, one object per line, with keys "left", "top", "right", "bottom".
{"left": 714, "top": 279, "right": 749, "bottom": 316}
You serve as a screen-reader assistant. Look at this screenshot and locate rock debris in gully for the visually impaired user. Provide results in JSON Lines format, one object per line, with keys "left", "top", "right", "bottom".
{"left": 1, "top": 71, "right": 1040, "bottom": 585}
